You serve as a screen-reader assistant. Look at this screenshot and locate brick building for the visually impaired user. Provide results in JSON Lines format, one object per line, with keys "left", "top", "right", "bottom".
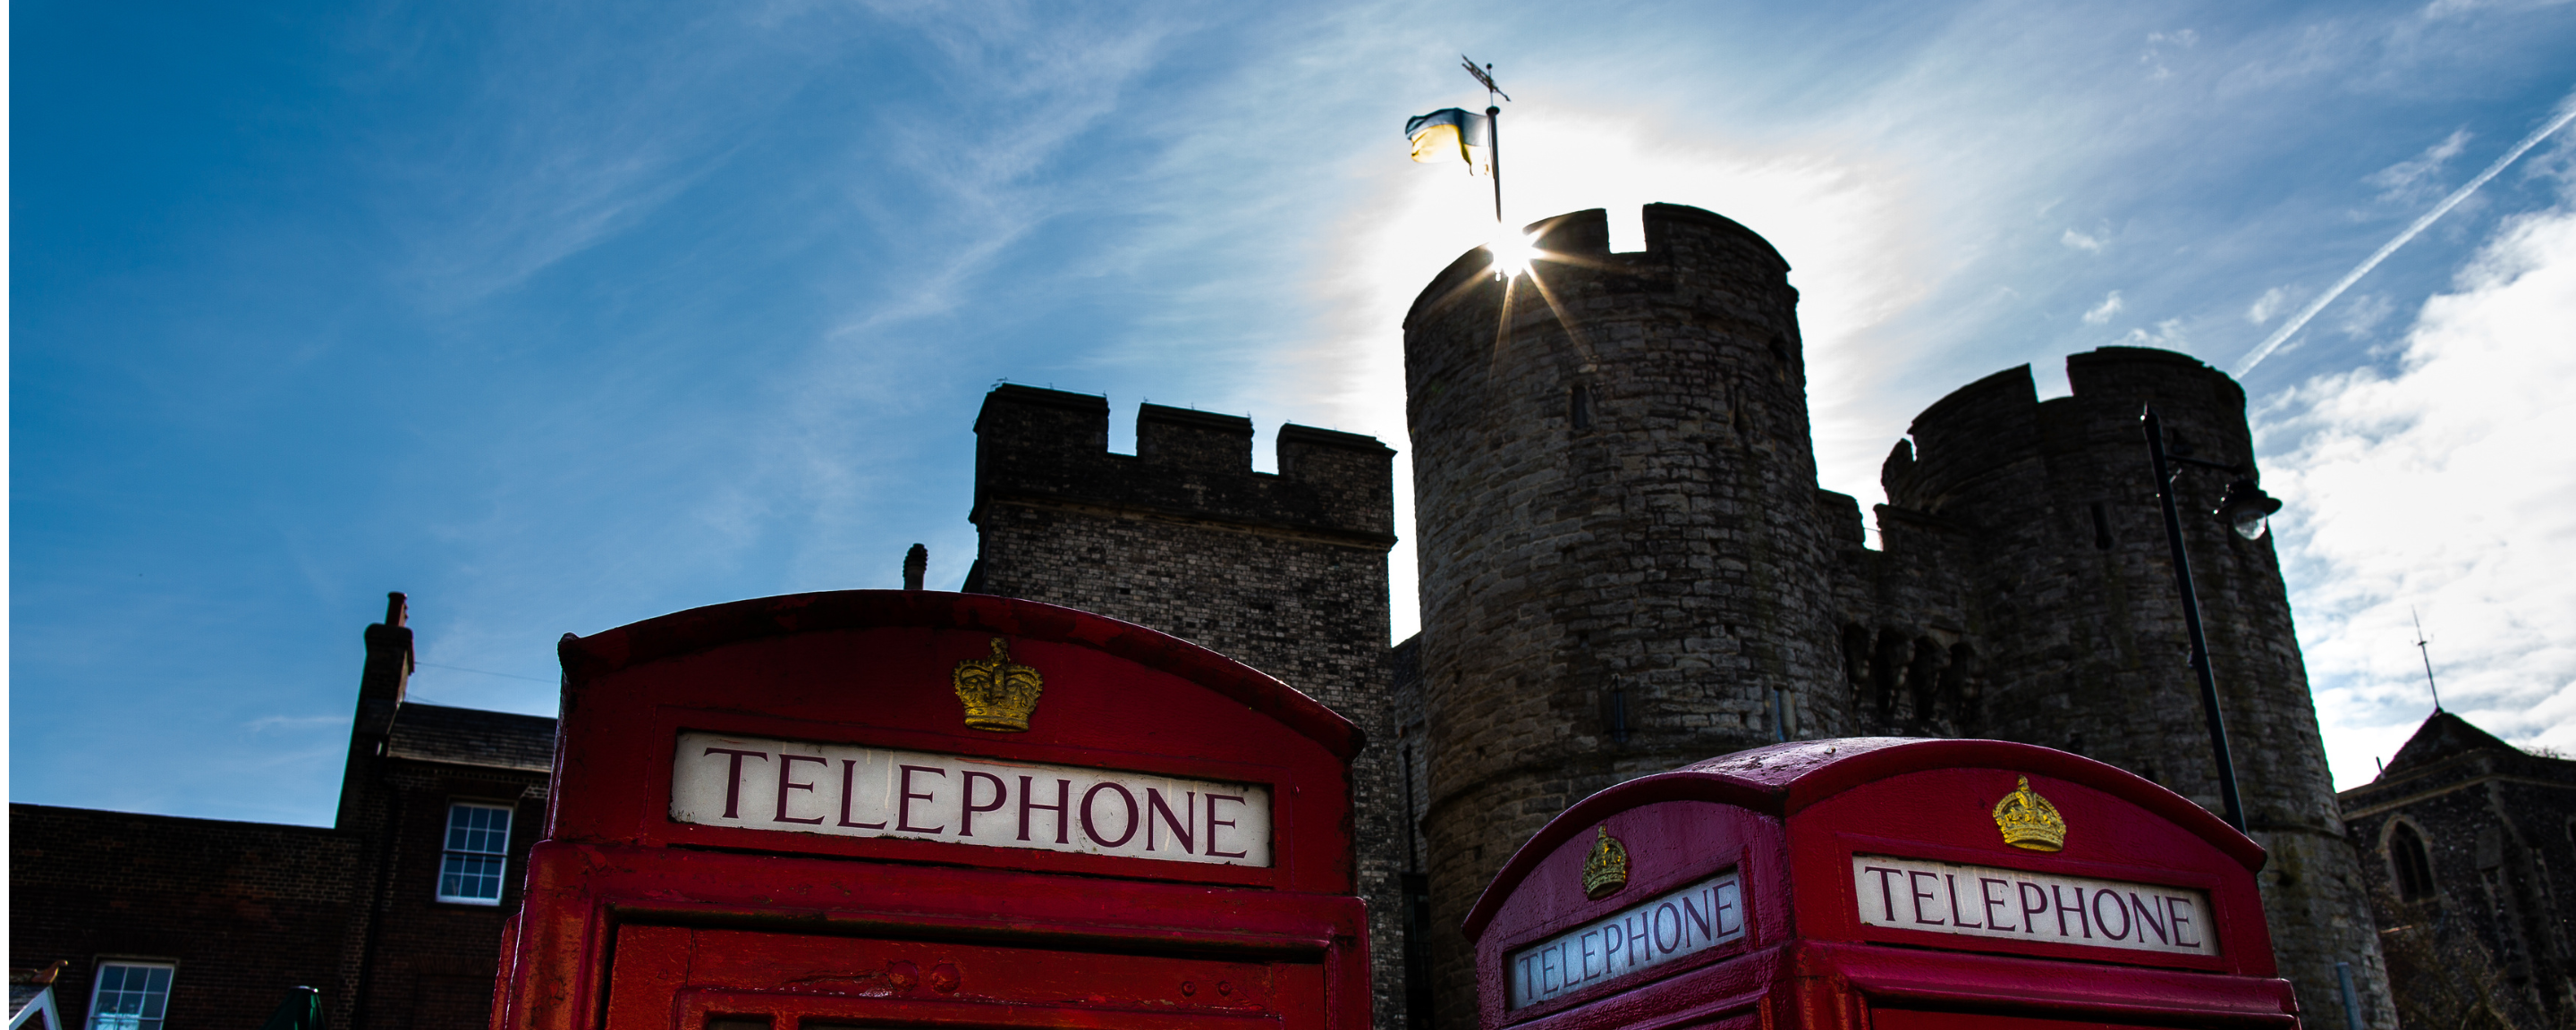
{"left": 11, "top": 595, "right": 553, "bottom": 1030}
{"left": 2339, "top": 711, "right": 2576, "bottom": 1028}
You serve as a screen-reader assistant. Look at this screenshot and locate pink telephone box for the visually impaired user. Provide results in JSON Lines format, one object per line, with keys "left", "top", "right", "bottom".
{"left": 1464, "top": 739, "right": 2301, "bottom": 1029}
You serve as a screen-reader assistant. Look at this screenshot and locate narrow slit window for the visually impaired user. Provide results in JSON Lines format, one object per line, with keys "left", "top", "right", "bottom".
{"left": 1570, "top": 384, "right": 1591, "bottom": 429}
{"left": 438, "top": 801, "right": 514, "bottom": 905}
{"left": 87, "top": 963, "right": 174, "bottom": 1030}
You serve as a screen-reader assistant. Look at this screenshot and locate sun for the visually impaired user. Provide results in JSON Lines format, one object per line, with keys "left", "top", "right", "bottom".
{"left": 1488, "top": 229, "right": 1541, "bottom": 280}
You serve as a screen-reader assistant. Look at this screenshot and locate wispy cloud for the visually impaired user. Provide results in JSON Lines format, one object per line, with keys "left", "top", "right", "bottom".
{"left": 2259, "top": 196, "right": 2576, "bottom": 785}
{"left": 2062, "top": 228, "right": 2106, "bottom": 252}
{"left": 246, "top": 714, "right": 345, "bottom": 733}
{"left": 2238, "top": 91, "right": 2576, "bottom": 375}
{"left": 372, "top": 9, "right": 800, "bottom": 306}
{"left": 2335, "top": 292, "right": 2395, "bottom": 336}
{"left": 2140, "top": 28, "right": 2198, "bottom": 80}
{"left": 2082, "top": 290, "right": 2126, "bottom": 323}
{"left": 2247, "top": 285, "right": 2297, "bottom": 324}
{"left": 2421, "top": 0, "right": 2576, "bottom": 20}
{"left": 2367, "top": 128, "right": 2471, "bottom": 202}
{"left": 2120, "top": 317, "right": 2188, "bottom": 347}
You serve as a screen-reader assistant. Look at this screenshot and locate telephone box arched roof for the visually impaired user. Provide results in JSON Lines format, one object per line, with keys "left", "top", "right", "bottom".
{"left": 1463, "top": 738, "right": 2294, "bottom": 1029}
{"left": 500, "top": 590, "right": 1372, "bottom": 1030}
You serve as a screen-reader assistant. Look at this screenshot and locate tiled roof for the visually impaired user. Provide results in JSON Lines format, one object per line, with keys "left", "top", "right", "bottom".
{"left": 386, "top": 703, "right": 556, "bottom": 772}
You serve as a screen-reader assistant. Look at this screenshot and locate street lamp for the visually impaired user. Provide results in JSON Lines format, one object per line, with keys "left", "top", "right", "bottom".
{"left": 2216, "top": 477, "right": 2285, "bottom": 541}
{"left": 2140, "top": 406, "right": 2283, "bottom": 835}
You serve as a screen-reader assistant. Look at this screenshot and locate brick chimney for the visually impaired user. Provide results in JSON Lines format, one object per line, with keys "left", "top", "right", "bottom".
{"left": 336, "top": 592, "right": 414, "bottom": 830}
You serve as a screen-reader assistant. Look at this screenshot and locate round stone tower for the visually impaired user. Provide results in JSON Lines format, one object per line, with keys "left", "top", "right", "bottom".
{"left": 1884, "top": 347, "right": 2394, "bottom": 1028}
{"left": 1402, "top": 205, "right": 1847, "bottom": 1026}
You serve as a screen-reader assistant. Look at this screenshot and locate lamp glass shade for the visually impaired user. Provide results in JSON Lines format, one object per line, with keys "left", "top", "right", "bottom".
{"left": 2216, "top": 479, "right": 2284, "bottom": 541}
{"left": 2231, "top": 507, "right": 2271, "bottom": 541}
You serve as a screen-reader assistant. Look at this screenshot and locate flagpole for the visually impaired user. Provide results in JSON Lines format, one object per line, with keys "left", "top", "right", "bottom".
{"left": 1462, "top": 56, "right": 1510, "bottom": 227}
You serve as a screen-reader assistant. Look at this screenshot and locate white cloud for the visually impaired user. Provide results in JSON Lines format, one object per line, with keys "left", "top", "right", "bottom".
{"left": 2120, "top": 317, "right": 2186, "bottom": 347}
{"left": 2062, "top": 228, "right": 2106, "bottom": 252}
{"left": 2140, "top": 29, "right": 2197, "bottom": 80}
{"left": 2334, "top": 292, "right": 2395, "bottom": 336}
{"left": 2247, "top": 285, "right": 2295, "bottom": 324}
{"left": 2258, "top": 198, "right": 2576, "bottom": 789}
{"left": 2422, "top": 0, "right": 2576, "bottom": 19}
{"left": 2082, "top": 290, "right": 2125, "bottom": 323}
{"left": 2366, "top": 128, "right": 2471, "bottom": 202}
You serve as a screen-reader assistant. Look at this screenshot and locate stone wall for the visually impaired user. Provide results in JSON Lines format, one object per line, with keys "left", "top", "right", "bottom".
{"left": 2339, "top": 713, "right": 2576, "bottom": 1028}
{"left": 1851, "top": 348, "right": 2393, "bottom": 1028}
{"left": 965, "top": 385, "right": 1409, "bottom": 1029}
{"left": 1402, "top": 205, "right": 1846, "bottom": 1029}
{"left": 1401, "top": 206, "right": 2394, "bottom": 1029}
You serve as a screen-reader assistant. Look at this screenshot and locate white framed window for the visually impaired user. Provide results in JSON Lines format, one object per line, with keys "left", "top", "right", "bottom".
{"left": 87, "top": 962, "right": 174, "bottom": 1030}
{"left": 436, "top": 801, "right": 514, "bottom": 905}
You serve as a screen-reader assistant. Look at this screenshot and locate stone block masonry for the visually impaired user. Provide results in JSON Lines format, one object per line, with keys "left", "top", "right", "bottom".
{"left": 1842, "top": 347, "right": 2394, "bottom": 1028}
{"left": 965, "top": 385, "right": 1410, "bottom": 1030}
{"left": 1400, "top": 205, "right": 2393, "bottom": 1030}
{"left": 1403, "top": 205, "right": 1847, "bottom": 1029}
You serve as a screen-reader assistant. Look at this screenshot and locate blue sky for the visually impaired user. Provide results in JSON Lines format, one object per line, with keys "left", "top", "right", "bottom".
{"left": 13, "top": 0, "right": 2576, "bottom": 823}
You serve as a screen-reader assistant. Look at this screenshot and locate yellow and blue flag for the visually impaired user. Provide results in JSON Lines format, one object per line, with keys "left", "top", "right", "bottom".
{"left": 1406, "top": 108, "right": 1490, "bottom": 174}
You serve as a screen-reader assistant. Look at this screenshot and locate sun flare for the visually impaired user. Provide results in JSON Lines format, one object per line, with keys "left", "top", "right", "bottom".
{"left": 1488, "top": 230, "right": 1541, "bottom": 280}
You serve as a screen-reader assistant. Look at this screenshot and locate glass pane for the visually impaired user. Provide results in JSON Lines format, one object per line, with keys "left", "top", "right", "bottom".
{"left": 445, "top": 804, "right": 513, "bottom": 856}
{"left": 440, "top": 852, "right": 508, "bottom": 900}
{"left": 89, "top": 965, "right": 173, "bottom": 1030}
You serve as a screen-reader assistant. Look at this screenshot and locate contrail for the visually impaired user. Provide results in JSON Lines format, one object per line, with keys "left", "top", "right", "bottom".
{"left": 2236, "top": 90, "right": 2576, "bottom": 376}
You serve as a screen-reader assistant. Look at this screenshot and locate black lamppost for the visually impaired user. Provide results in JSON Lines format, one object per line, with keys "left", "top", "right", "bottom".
{"left": 2141, "top": 406, "right": 2284, "bottom": 835}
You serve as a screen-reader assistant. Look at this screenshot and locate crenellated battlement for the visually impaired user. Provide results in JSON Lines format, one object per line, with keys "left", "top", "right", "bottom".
{"left": 972, "top": 384, "right": 1395, "bottom": 545}
{"left": 1891, "top": 347, "right": 2256, "bottom": 519}
{"left": 1406, "top": 204, "right": 1793, "bottom": 333}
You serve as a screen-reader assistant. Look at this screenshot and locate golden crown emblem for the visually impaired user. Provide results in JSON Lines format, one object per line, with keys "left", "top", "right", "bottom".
{"left": 953, "top": 637, "right": 1043, "bottom": 732}
{"left": 1580, "top": 824, "right": 1630, "bottom": 899}
{"left": 1991, "top": 776, "right": 2067, "bottom": 851}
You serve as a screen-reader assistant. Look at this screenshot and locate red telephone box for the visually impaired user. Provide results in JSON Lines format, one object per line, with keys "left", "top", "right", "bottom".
{"left": 1464, "top": 739, "right": 2301, "bottom": 1029}
{"left": 490, "top": 590, "right": 1369, "bottom": 1030}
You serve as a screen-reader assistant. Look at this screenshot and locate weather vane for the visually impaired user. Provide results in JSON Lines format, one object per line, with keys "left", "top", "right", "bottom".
{"left": 1462, "top": 56, "right": 1508, "bottom": 223}
{"left": 2413, "top": 608, "right": 2442, "bottom": 712}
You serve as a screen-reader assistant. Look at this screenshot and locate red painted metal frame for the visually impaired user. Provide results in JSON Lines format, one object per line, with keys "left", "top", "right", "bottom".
{"left": 493, "top": 591, "right": 1368, "bottom": 1030}
{"left": 1466, "top": 738, "right": 2301, "bottom": 1030}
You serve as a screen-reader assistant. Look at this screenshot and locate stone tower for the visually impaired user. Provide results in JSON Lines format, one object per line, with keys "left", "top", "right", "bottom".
{"left": 1401, "top": 206, "right": 2391, "bottom": 1028}
{"left": 1402, "top": 206, "right": 1852, "bottom": 1027}
{"left": 1841, "top": 348, "right": 2393, "bottom": 1028}
{"left": 962, "top": 385, "right": 1411, "bottom": 1027}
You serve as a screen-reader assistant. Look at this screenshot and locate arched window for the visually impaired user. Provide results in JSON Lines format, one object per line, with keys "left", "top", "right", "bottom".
{"left": 2390, "top": 823, "right": 2436, "bottom": 900}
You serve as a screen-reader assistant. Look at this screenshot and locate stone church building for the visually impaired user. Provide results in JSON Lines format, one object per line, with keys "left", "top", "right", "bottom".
{"left": 19, "top": 202, "right": 2570, "bottom": 1030}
